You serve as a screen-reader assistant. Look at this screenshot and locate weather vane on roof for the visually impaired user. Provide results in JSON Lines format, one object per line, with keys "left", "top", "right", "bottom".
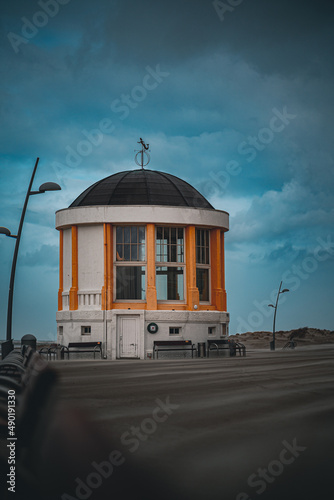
{"left": 135, "top": 138, "right": 150, "bottom": 168}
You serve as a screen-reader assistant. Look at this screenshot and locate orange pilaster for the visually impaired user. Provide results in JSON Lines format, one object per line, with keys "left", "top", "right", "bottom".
{"left": 185, "top": 225, "right": 199, "bottom": 310}
{"left": 221, "top": 231, "right": 227, "bottom": 311}
{"left": 107, "top": 223, "right": 113, "bottom": 309}
{"left": 102, "top": 224, "right": 106, "bottom": 310}
{"left": 69, "top": 225, "right": 78, "bottom": 310}
{"left": 102, "top": 223, "right": 113, "bottom": 310}
{"left": 210, "top": 228, "right": 224, "bottom": 311}
{"left": 146, "top": 223, "right": 157, "bottom": 309}
{"left": 58, "top": 229, "right": 63, "bottom": 311}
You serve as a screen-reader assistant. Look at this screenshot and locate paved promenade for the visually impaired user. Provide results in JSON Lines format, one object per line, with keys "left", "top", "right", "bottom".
{"left": 53, "top": 346, "right": 334, "bottom": 499}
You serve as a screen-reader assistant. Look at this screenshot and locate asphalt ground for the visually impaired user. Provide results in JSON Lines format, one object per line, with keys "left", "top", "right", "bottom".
{"left": 45, "top": 345, "right": 334, "bottom": 500}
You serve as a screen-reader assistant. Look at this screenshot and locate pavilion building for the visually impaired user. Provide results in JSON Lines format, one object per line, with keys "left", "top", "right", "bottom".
{"left": 55, "top": 167, "right": 229, "bottom": 359}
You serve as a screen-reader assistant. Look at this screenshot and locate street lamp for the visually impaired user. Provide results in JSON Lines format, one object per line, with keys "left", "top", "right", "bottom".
{"left": 268, "top": 281, "right": 289, "bottom": 351}
{"left": 0, "top": 157, "right": 61, "bottom": 351}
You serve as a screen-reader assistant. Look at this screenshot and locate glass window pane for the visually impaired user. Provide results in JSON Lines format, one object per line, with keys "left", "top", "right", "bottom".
{"left": 116, "top": 226, "right": 123, "bottom": 244}
{"left": 156, "top": 227, "right": 184, "bottom": 263}
{"left": 124, "top": 227, "right": 130, "bottom": 243}
{"left": 156, "top": 242, "right": 164, "bottom": 262}
{"left": 131, "top": 244, "right": 138, "bottom": 261}
{"left": 156, "top": 266, "right": 183, "bottom": 301}
{"left": 196, "top": 247, "right": 200, "bottom": 264}
{"left": 205, "top": 246, "right": 209, "bottom": 265}
{"left": 164, "top": 227, "right": 169, "bottom": 245}
{"left": 161, "top": 245, "right": 168, "bottom": 262}
{"left": 116, "top": 226, "right": 146, "bottom": 263}
{"left": 201, "top": 247, "right": 205, "bottom": 264}
{"left": 116, "top": 266, "right": 145, "bottom": 300}
{"left": 168, "top": 267, "right": 177, "bottom": 300}
{"left": 195, "top": 229, "right": 210, "bottom": 264}
{"left": 171, "top": 227, "right": 176, "bottom": 245}
{"left": 156, "top": 241, "right": 161, "bottom": 260}
{"left": 177, "top": 245, "right": 184, "bottom": 263}
{"left": 139, "top": 244, "right": 145, "bottom": 261}
{"left": 156, "top": 227, "right": 163, "bottom": 242}
{"left": 196, "top": 268, "right": 209, "bottom": 301}
{"left": 138, "top": 226, "right": 145, "bottom": 244}
{"left": 177, "top": 270, "right": 184, "bottom": 300}
{"left": 170, "top": 244, "right": 177, "bottom": 262}
{"left": 116, "top": 244, "right": 123, "bottom": 261}
{"left": 156, "top": 266, "right": 168, "bottom": 300}
{"left": 131, "top": 226, "right": 137, "bottom": 243}
{"left": 124, "top": 244, "right": 130, "bottom": 261}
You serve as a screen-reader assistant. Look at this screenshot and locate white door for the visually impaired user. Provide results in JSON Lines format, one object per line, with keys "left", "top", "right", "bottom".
{"left": 118, "top": 316, "right": 139, "bottom": 358}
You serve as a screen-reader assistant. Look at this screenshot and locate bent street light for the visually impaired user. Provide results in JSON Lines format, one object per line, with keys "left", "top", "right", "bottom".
{"left": 0, "top": 157, "right": 61, "bottom": 346}
{"left": 0, "top": 227, "right": 17, "bottom": 238}
{"left": 268, "top": 281, "right": 290, "bottom": 351}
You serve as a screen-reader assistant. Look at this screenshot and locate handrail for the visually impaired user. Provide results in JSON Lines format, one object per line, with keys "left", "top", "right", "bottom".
{"left": 210, "top": 342, "right": 220, "bottom": 356}
{"left": 282, "top": 340, "right": 296, "bottom": 350}
{"left": 235, "top": 342, "right": 246, "bottom": 356}
{"left": 39, "top": 344, "right": 70, "bottom": 360}
{"left": 60, "top": 345, "right": 70, "bottom": 359}
{"left": 93, "top": 344, "right": 102, "bottom": 359}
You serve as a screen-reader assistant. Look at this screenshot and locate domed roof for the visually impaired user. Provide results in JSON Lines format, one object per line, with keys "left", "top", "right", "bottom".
{"left": 70, "top": 169, "right": 214, "bottom": 209}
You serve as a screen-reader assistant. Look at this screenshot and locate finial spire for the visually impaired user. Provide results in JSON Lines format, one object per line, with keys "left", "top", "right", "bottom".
{"left": 135, "top": 138, "right": 150, "bottom": 168}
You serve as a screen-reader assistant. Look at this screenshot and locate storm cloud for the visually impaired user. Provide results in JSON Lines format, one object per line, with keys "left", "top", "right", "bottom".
{"left": 1, "top": 0, "right": 333, "bottom": 338}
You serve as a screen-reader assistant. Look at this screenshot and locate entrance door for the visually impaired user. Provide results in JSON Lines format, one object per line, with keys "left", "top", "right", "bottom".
{"left": 118, "top": 315, "right": 139, "bottom": 358}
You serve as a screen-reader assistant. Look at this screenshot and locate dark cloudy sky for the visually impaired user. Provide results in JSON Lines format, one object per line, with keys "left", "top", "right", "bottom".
{"left": 1, "top": 0, "right": 333, "bottom": 340}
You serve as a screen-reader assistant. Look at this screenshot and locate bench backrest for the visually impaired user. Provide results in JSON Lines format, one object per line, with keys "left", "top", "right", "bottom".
{"left": 207, "top": 339, "right": 229, "bottom": 346}
{"left": 68, "top": 342, "right": 102, "bottom": 348}
{"left": 154, "top": 340, "right": 193, "bottom": 347}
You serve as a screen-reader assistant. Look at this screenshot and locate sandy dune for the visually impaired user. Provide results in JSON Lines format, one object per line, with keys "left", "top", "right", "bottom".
{"left": 230, "top": 326, "right": 334, "bottom": 349}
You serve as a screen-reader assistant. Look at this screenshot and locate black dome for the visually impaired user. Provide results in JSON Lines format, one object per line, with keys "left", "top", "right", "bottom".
{"left": 70, "top": 169, "right": 214, "bottom": 209}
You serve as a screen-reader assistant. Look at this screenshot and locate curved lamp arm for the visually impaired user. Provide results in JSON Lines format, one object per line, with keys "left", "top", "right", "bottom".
{"left": 1, "top": 158, "right": 61, "bottom": 342}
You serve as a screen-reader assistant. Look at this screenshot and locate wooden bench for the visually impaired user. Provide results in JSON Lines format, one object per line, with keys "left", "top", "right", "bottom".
{"left": 67, "top": 341, "right": 102, "bottom": 359}
{"left": 153, "top": 340, "right": 196, "bottom": 359}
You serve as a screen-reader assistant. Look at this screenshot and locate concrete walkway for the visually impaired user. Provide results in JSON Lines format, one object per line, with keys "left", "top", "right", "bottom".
{"left": 52, "top": 346, "right": 334, "bottom": 499}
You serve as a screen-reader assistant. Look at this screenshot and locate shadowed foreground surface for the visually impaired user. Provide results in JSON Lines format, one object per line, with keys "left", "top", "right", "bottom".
{"left": 50, "top": 345, "right": 334, "bottom": 500}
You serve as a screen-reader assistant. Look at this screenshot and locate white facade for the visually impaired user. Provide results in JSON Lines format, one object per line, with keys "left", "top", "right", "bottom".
{"left": 57, "top": 309, "right": 229, "bottom": 360}
{"left": 56, "top": 204, "right": 229, "bottom": 359}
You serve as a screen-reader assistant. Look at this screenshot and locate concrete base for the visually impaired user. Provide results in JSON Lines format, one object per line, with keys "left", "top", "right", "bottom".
{"left": 56, "top": 309, "right": 230, "bottom": 360}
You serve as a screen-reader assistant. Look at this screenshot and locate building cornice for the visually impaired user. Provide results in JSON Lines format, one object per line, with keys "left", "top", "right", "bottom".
{"left": 56, "top": 205, "right": 229, "bottom": 231}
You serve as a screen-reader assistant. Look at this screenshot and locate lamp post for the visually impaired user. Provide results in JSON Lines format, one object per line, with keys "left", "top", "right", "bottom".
{"left": 268, "top": 281, "right": 289, "bottom": 351}
{"left": 0, "top": 157, "right": 61, "bottom": 349}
